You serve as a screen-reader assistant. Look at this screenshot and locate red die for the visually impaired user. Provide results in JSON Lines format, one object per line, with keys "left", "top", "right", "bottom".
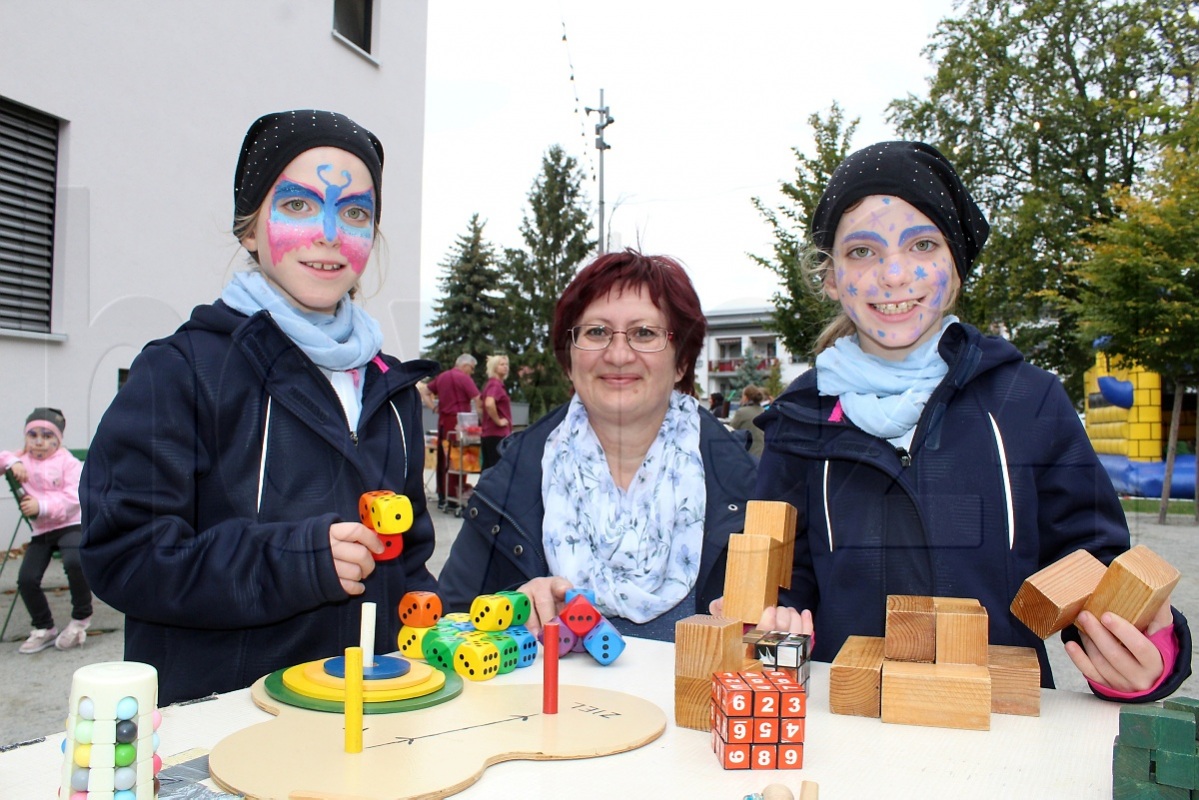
{"left": 750, "top": 744, "right": 777, "bottom": 770}
{"left": 559, "top": 595, "right": 600, "bottom": 637}
{"left": 398, "top": 591, "right": 442, "bottom": 627}
{"left": 778, "top": 743, "right": 804, "bottom": 769}
{"left": 753, "top": 717, "right": 778, "bottom": 743}
{"left": 779, "top": 718, "right": 805, "bottom": 743}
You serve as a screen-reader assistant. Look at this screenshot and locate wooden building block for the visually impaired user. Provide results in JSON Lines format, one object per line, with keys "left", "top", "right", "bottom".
{"left": 987, "top": 644, "right": 1041, "bottom": 716}
{"left": 1119, "top": 705, "right": 1197, "bottom": 751}
{"left": 1112, "top": 735, "right": 1154, "bottom": 782}
{"left": 829, "top": 635, "right": 885, "bottom": 718}
{"left": 884, "top": 595, "right": 936, "bottom": 663}
{"left": 674, "top": 615, "right": 743, "bottom": 679}
{"left": 798, "top": 781, "right": 820, "bottom": 800}
{"left": 1084, "top": 544, "right": 1181, "bottom": 631}
{"left": 673, "top": 675, "right": 712, "bottom": 731}
{"left": 933, "top": 596, "right": 989, "bottom": 666}
{"left": 743, "top": 500, "right": 798, "bottom": 590}
{"left": 1010, "top": 549, "right": 1108, "bottom": 638}
{"left": 722, "top": 534, "right": 781, "bottom": 625}
{"left": 880, "top": 661, "right": 991, "bottom": 731}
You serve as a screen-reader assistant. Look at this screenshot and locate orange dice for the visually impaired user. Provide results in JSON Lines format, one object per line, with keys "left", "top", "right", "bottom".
{"left": 399, "top": 591, "right": 443, "bottom": 628}
{"left": 359, "top": 491, "right": 413, "bottom": 562}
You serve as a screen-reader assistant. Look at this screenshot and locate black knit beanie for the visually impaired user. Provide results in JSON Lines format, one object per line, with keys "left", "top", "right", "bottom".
{"left": 26, "top": 407, "right": 66, "bottom": 434}
{"left": 811, "top": 141, "right": 990, "bottom": 283}
{"left": 233, "top": 110, "right": 385, "bottom": 231}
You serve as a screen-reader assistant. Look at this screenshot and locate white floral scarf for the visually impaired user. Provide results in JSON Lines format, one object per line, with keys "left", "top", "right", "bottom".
{"left": 541, "top": 391, "right": 706, "bottom": 623}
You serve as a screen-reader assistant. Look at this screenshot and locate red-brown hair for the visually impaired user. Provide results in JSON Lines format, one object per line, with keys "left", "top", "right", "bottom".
{"left": 552, "top": 249, "right": 705, "bottom": 394}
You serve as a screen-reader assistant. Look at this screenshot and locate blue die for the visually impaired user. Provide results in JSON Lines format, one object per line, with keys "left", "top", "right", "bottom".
{"left": 564, "top": 588, "right": 597, "bottom": 605}
{"left": 582, "top": 618, "right": 625, "bottom": 665}
{"left": 506, "top": 625, "right": 539, "bottom": 668}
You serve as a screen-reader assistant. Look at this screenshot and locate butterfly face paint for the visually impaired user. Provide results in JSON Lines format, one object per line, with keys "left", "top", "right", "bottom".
{"left": 267, "top": 165, "right": 376, "bottom": 275}
{"left": 826, "top": 195, "right": 958, "bottom": 361}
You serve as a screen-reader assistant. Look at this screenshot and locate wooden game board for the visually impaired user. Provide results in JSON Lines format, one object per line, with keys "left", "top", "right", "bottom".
{"left": 209, "top": 677, "right": 667, "bottom": 799}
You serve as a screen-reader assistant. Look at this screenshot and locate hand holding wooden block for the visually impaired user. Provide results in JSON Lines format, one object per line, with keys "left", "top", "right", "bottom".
{"left": 1083, "top": 544, "right": 1180, "bottom": 630}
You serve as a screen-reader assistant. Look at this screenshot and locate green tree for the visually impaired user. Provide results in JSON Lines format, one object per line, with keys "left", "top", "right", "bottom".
{"left": 730, "top": 347, "right": 767, "bottom": 400}
{"left": 500, "top": 145, "right": 595, "bottom": 420}
{"left": 1074, "top": 108, "right": 1199, "bottom": 520}
{"left": 751, "top": 103, "right": 858, "bottom": 361}
{"left": 888, "top": 0, "right": 1199, "bottom": 403}
{"left": 423, "top": 214, "right": 504, "bottom": 370}
{"left": 763, "top": 360, "right": 785, "bottom": 399}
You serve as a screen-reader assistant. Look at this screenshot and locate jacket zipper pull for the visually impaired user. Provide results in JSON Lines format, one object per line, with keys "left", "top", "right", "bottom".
{"left": 896, "top": 447, "right": 912, "bottom": 467}
{"left": 350, "top": 430, "right": 359, "bottom": 445}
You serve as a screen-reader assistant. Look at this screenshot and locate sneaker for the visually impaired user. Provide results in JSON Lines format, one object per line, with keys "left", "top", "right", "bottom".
{"left": 19, "top": 627, "right": 58, "bottom": 654}
{"left": 56, "top": 617, "right": 92, "bottom": 650}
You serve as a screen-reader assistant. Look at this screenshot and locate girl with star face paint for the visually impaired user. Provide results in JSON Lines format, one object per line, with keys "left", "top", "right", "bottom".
{"left": 80, "top": 111, "right": 439, "bottom": 704}
{"left": 750, "top": 141, "right": 1191, "bottom": 704}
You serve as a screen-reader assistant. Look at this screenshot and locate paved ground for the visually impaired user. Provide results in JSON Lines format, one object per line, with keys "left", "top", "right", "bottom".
{"left": 1, "top": 507, "right": 1195, "bottom": 747}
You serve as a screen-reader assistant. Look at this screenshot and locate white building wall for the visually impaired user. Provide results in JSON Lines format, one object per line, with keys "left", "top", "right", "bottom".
{"left": 0, "top": 0, "right": 428, "bottom": 545}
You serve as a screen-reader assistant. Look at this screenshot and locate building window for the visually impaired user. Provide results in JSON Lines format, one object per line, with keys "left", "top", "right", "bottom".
{"left": 333, "top": 0, "right": 373, "bottom": 54}
{"left": 718, "top": 339, "right": 742, "bottom": 360}
{"left": 0, "top": 97, "right": 58, "bottom": 333}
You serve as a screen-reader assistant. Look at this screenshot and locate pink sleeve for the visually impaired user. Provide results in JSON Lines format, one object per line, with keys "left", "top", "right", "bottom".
{"left": 0, "top": 450, "right": 20, "bottom": 471}
{"left": 1086, "top": 623, "right": 1179, "bottom": 701}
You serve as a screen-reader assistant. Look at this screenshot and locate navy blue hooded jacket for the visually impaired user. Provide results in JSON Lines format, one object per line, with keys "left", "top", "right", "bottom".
{"left": 81, "top": 301, "right": 438, "bottom": 704}
{"left": 760, "top": 321, "right": 1190, "bottom": 700}
{"left": 438, "top": 401, "right": 757, "bottom": 637}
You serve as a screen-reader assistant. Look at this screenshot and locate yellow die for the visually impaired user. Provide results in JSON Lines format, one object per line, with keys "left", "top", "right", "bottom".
{"left": 470, "top": 594, "right": 515, "bottom": 632}
{"left": 453, "top": 638, "right": 501, "bottom": 681}
{"left": 397, "top": 625, "right": 430, "bottom": 660}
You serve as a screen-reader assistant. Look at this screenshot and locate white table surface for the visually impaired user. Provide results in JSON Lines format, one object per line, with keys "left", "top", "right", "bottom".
{"left": 0, "top": 637, "right": 1122, "bottom": 799}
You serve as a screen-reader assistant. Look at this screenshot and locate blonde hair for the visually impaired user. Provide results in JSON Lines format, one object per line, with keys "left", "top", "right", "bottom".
{"left": 486, "top": 354, "right": 508, "bottom": 378}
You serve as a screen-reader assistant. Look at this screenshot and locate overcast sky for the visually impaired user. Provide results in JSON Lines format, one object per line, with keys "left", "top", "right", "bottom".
{"left": 420, "top": 0, "right": 959, "bottom": 334}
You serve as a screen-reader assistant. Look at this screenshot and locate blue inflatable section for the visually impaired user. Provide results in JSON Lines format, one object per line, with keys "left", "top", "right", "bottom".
{"left": 1097, "top": 453, "right": 1196, "bottom": 499}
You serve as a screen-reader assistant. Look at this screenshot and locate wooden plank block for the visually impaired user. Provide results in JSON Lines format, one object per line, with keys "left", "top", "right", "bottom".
{"left": 798, "top": 781, "right": 820, "bottom": 800}
{"left": 884, "top": 595, "right": 936, "bottom": 663}
{"left": 722, "top": 534, "right": 780, "bottom": 625}
{"left": 1084, "top": 544, "right": 1181, "bottom": 630}
{"left": 881, "top": 661, "right": 991, "bottom": 730}
{"left": 987, "top": 644, "right": 1041, "bottom": 716}
{"left": 673, "top": 675, "right": 712, "bottom": 731}
{"left": 743, "top": 500, "right": 797, "bottom": 590}
{"left": 1010, "top": 549, "right": 1108, "bottom": 638}
{"left": 933, "top": 596, "right": 989, "bottom": 666}
{"left": 829, "top": 635, "right": 885, "bottom": 718}
{"left": 674, "top": 615, "right": 743, "bottom": 679}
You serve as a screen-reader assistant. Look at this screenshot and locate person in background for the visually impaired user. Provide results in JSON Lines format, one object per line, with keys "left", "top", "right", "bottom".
{"left": 728, "top": 385, "right": 766, "bottom": 458}
{"left": 756, "top": 140, "right": 1190, "bottom": 701}
{"left": 1, "top": 407, "right": 92, "bottom": 654}
{"left": 80, "top": 110, "right": 437, "bottom": 704}
{"left": 480, "top": 355, "right": 513, "bottom": 470}
{"left": 427, "top": 354, "right": 481, "bottom": 509}
{"left": 439, "top": 249, "right": 808, "bottom": 640}
{"left": 708, "top": 391, "right": 728, "bottom": 420}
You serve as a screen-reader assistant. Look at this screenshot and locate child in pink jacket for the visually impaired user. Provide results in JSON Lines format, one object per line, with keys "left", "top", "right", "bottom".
{"left": 1, "top": 407, "right": 91, "bottom": 653}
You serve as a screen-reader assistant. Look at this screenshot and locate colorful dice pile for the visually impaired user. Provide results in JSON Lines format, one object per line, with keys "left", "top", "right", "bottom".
{"left": 358, "top": 490, "right": 413, "bottom": 561}
{"left": 541, "top": 590, "right": 627, "bottom": 666}
{"left": 402, "top": 591, "right": 540, "bottom": 682}
{"left": 711, "top": 670, "right": 807, "bottom": 771}
{"left": 60, "top": 661, "right": 162, "bottom": 800}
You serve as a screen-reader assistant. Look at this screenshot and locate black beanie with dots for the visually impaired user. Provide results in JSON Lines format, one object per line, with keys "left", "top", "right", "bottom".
{"left": 811, "top": 141, "right": 990, "bottom": 283}
{"left": 232, "top": 109, "right": 385, "bottom": 231}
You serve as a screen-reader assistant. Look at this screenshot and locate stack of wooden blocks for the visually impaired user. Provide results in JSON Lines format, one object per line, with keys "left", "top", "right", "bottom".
{"left": 722, "top": 501, "right": 798, "bottom": 625}
{"left": 1114, "top": 698, "right": 1199, "bottom": 798}
{"left": 711, "top": 669, "right": 807, "bottom": 770}
{"left": 829, "top": 594, "right": 1041, "bottom": 730}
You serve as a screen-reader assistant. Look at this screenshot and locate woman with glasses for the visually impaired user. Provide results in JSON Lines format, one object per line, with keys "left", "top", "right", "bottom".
{"left": 439, "top": 249, "right": 801, "bottom": 640}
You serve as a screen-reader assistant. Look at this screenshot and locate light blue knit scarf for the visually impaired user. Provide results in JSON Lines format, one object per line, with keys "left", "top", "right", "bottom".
{"left": 816, "top": 316, "right": 957, "bottom": 442}
{"left": 220, "top": 271, "right": 383, "bottom": 371}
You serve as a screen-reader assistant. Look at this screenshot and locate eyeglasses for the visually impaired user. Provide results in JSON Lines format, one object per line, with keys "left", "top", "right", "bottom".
{"left": 570, "top": 325, "right": 674, "bottom": 353}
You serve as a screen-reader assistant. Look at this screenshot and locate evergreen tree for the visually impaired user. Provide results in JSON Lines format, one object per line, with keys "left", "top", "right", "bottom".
{"left": 730, "top": 347, "right": 767, "bottom": 400}
{"left": 751, "top": 103, "right": 858, "bottom": 361}
{"left": 499, "top": 146, "right": 595, "bottom": 421}
{"left": 424, "top": 214, "right": 504, "bottom": 371}
{"left": 887, "top": 0, "right": 1199, "bottom": 403}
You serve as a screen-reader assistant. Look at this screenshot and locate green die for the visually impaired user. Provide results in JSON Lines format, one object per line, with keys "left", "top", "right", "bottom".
{"left": 421, "top": 631, "right": 463, "bottom": 672}
{"left": 1112, "top": 735, "right": 1155, "bottom": 782}
{"left": 484, "top": 632, "right": 520, "bottom": 674}
{"left": 497, "top": 591, "right": 532, "bottom": 627}
{"left": 1119, "top": 706, "right": 1196, "bottom": 752}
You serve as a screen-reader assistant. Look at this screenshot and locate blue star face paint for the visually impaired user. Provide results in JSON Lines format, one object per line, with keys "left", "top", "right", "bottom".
{"left": 826, "top": 195, "right": 958, "bottom": 361}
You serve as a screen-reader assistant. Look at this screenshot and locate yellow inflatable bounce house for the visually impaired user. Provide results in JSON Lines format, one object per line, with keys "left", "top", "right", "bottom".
{"left": 1084, "top": 353, "right": 1196, "bottom": 499}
